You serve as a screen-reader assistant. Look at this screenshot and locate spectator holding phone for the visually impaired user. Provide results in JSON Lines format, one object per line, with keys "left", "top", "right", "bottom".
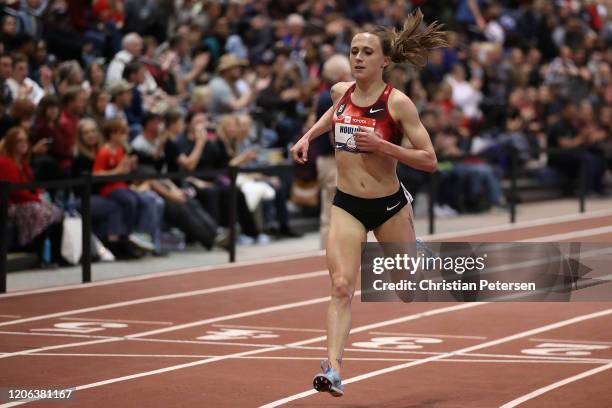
{"left": 31, "top": 94, "right": 63, "bottom": 182}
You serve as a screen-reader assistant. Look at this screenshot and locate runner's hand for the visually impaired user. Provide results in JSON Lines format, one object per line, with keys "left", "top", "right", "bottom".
{"left": 291, "top": 137, "right": 309, "bottom": 164}
{"left": 354, "top": 128, "right": 384, "bottom": 153}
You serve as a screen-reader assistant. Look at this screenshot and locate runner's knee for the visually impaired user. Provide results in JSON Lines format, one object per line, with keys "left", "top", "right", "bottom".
{"left": 331, "top": 276, "right": 354, "bottom": 301}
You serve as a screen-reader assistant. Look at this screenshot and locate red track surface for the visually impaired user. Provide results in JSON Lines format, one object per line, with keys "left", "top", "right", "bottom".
{"left": 1, "top": 210, "right": 612, "bottom": 407}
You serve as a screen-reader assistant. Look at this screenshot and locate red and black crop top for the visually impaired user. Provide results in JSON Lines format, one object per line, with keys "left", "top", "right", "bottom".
{"left": 332, "top": 83, "right": 402, "bottom": 153}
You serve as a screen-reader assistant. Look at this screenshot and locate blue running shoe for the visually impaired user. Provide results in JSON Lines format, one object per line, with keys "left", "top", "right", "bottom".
{"left": 416, "top": 238, "right": 434, "bottom": 258}
{"left": 313, "top": 360, "right": 344, "bottom": 397}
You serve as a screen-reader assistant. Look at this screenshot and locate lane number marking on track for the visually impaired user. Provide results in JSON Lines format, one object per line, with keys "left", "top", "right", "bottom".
{"left": 30, "top": 322, "right": 129, "bottom": 334}
{"left": 352, "top": 336, "right": 443, "bottom": 350}
{"left": 522, "top": 343, "right": 610, "bottom": 357}
{"left": 197, "top": 328, "right": 279, "bottom": 341}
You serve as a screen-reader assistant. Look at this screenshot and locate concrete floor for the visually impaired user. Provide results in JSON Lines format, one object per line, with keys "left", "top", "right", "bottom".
{"left": 5, "top": 196, "right": 612, "bottom": 292}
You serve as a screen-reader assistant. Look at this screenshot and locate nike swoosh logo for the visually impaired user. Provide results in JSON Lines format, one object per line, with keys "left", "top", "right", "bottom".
{"left": 370, "top": 108, "right": 384, "bottom": 113}
{"left": 387, "top": 202, "right": 401, "bottom": 211}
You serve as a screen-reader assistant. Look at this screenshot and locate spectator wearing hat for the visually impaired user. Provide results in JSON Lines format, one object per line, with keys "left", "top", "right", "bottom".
{"left": 105, "top": 79, "right": 133, "bottom": 124}
{"left": 208, "top": 53, "right": 253, "bottom": 117}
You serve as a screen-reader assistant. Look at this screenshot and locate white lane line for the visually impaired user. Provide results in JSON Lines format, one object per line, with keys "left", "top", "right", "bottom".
{"left": 0, "top": 293, "right": 334, "bottom": 360}
{"left": 0, "top": 315, "right": 21, "bottom": 318}
{"left": 0, "top": 252, "right": 328, "bottom": 298}
{"left": 131, "top": 337, "right": 278, "bottom": 349}
{"left": 4, "top": 208, "right": 611, "bottom": 299}
{"left": 58, "top": 317, "right": 174, "bottom": 325}
{"left": 529, "top": 338, "right": 612, "bottom": 346}
{"left": 293, "top": 345, "right": 612, "bottom": 364}
{"left": 259, "top": 307, "right": 612, "bottom": 407}
{"left": 0, "top": 330, "right": 278, "bottom": 349}
{"left": 500, "top": 362, "right": 612, "bottom": 407}
{"left": 427, "top": 209, "right": 612, "bottom": 241}
{"left": 519, "top": 225, "right": 612, "bottom": 242}
{"left": 368, "top": 331, "right": 487, "bottom": 340}
{"left": 0, "top": 303, "right": 484, "bottom": 407}
{"left": 0, "top": 270, "right": 328, "bottom": 328}
{"left": 0, "top": 331, "right": 115, "bottom": 340}
{"left": 284, "top": 303, "right": 483, "bottom": 349}
{"left": 212, "top": 324, "right": 326, "bottom": 333}
{"left": 18, "top": 353, "right": 607, "bottom": 365}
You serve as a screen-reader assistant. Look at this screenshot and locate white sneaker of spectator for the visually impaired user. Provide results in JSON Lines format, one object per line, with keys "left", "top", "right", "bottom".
{"left": 237, "top": 234, "right": 255, "bottom": 245}
{"left": 129, "top": 233, "right": 156, "bottom": 252}
{"left": 256, "top": 233, "right": 271, "bottom": 245}
{"left": 434, "top": 204, "right": 458, "bottom": 218}
{"left": 98, "top": 245, "right": 116, "bottom": 262}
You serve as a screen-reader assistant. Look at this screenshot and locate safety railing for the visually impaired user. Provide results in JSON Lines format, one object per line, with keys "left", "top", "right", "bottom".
{"left": 425, "top": 146, "right": 590, "bottom": 234}
{"left": 0, "top": 147, "right": 593, "bottom": 293}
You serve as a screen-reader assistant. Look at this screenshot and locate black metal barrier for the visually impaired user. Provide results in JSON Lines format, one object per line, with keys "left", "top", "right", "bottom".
{"left": 0, "top": 147, "right": 593, "bottom": 292}
{"left": 425, "top": 146, "right": 590, "bottom": 234}
{"left": 0, "top": 165, "right": 294, "bottom": 293}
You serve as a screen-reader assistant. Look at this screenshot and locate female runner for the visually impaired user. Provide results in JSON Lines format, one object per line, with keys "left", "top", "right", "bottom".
{"left": 290, "top": 10, "right": 447, "bottom": 397}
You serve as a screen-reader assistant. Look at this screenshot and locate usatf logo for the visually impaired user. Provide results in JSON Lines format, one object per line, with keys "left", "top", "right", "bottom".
{"left": 346, "top": 136, "right": 357, "bottom": 150}
{"left": 337, "top": 103, "right": 346, "bottom": 114}
{"left": 344, "top": 116, "right": 352, "bottom": 124}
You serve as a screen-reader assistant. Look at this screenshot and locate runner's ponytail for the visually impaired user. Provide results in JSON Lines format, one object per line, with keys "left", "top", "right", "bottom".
{"left": 369, "top": 9, "right": 448, "bottom": 68}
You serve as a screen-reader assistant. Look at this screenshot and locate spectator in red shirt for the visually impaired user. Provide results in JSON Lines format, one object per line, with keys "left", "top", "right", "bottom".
{"left": 93, "top": 118, "right": 137, "bottom": 218}
{"left": 0, "top": 126, "right": 64, "bottom": 266}
{"left": 57, "top": 86, "right": 88, "bottom": 173}
{"left": 92, "top": 0, "right": 125, "bottom": 27}
{"left": 93, "top": 119, "right": 156, "bottom": 252}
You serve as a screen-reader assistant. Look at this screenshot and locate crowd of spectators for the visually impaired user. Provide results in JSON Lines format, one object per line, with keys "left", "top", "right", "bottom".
{"left": 0, "top": 0, "right": 610, "bottom": 265}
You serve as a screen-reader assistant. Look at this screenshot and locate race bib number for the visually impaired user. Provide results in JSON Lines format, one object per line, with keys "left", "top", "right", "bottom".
{"left": 335, "top": 116, "right": 376, "bottom": 153}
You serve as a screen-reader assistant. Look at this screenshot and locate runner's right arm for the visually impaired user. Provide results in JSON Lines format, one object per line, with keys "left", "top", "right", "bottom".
{"left": 291, "top": 82, "right": 352, "bottom": 164}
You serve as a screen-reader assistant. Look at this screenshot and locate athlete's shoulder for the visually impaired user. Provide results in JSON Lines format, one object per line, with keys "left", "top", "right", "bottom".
{"left": 331, "top": 81, "right": 354, "bottom": 103}
{"left": 388, "top": 87, "right": 417, "bottom": 120}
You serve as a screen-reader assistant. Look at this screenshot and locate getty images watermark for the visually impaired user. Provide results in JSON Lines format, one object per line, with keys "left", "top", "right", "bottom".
{"left": 371, "top": 250, "right": 535, "bottom": 292}
{"left": 361, "top": 242, "right": 612, "bottom": 302}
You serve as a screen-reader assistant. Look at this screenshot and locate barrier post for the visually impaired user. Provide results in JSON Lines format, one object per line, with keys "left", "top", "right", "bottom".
{"left": 579, "top": 149, "right": 586, "bottom": 213}
{"left": 509, "top": 147, "right": 518, "bottom": 223}
{"left": 0, "top": 182, "right": 9, "bottom": 293}
{"left": 81, "top": 174, "right": 92, "bottom": 283}
{"left": 228, "top": 167, "right": 238, "bottom": 263}
{"left": 428, "top": 171, "right": 436, "bottom": 235}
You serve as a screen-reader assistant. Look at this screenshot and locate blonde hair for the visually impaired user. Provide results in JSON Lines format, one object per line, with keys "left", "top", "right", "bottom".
{"left": 367, "top": 9, "right": 448, "bottom": 68}
{"left": 190, "top": 86, "right": 212, "bottom": 110}
{"left": 76, "top": 118, "right": 101, "bottom": 160}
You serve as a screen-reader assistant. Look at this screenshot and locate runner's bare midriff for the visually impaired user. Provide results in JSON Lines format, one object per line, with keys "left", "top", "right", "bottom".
{"left": 336, "top": 150, "right": 400, "bottom": 198}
